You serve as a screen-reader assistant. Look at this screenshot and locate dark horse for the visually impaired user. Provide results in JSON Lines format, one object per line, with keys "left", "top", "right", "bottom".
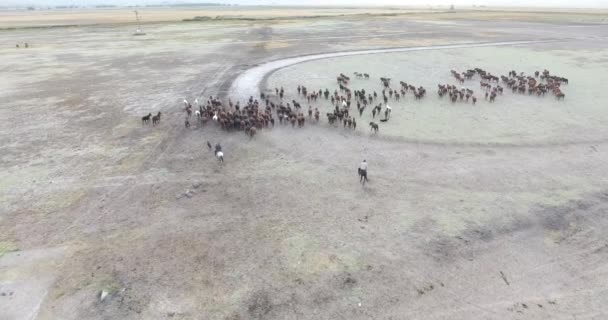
{"left": 369, "top": 122, "right": 379, "bottom": 133}
{"left": 152, "top": 112, "right": 162, "bottom": 126}
{"left": 142, "top": 113, "right": 151, "bottom": 125}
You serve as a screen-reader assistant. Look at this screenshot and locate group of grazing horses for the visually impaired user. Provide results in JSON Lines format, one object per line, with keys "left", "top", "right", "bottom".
{"left": 446, "top": 68, "right": 568, "bottom": 102}
{"left": 185, "top": 96, "right": 268, "bottom": 138}
{"left": 452, "top": 68, "right": 502, "bottom": 102}
{"left": 438, "top": 84, "right": 478, "bottom": 104}
{"left": 453, "top": 67, "right": 568, "bottom": 101}
{"left": 353, "top": 72, "right": 370, "bottom": 79}
{"left": 141, "top": 112, "right": 162, "bottom": 125}
{"left": 326, "top": 107, "right": 358, "bottom": 130}
{"left": 502, "top": 69, "right": 567, "bottom": 99}
{"left": 142, "top": 66, "right": 569, "bottom": 140}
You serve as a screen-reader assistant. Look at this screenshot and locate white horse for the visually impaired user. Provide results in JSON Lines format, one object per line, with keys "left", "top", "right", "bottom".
{"left": 216, "top": 151, "right": 224, "bottom": 163}
{"left": 212, "top": 112, "right": 218, "bottom": 122}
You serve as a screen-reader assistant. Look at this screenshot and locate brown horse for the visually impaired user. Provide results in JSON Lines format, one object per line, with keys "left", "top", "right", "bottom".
{"left": 298, "top": 114, "right": 305, "bottom": 127}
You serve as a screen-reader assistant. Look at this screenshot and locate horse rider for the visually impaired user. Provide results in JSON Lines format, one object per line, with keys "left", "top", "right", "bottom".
{"left": 215, "top": 143, "right": 222, "bottom": 156}
{"left": 359, "top": 160, "right": 368, "bottom": 184}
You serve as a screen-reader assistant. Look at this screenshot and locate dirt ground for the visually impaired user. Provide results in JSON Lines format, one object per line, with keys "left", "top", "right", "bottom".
{"left": 1, "top": 7, "right": 608, "bottom": 320}
{"left": 1, "top": 6, "right": 607, "bottom": 29}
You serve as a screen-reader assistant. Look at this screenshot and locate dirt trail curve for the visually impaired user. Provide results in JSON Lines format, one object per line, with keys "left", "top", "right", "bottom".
{"left": 224, "top": 38, "right": 608, "bottom": 149}
{"left": 228, "top": 39, "right": 557, "bottom": 101}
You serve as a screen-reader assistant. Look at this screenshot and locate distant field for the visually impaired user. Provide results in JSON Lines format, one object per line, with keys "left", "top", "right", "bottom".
{"left": 0, "top": 7, "right": 429, "bottom": 28}
{"left": 0, "top": 6, "right": 606, "bottom": 29}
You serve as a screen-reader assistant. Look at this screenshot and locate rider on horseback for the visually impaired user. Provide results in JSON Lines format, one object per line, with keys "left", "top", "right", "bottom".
{"left": 359, "top": 160, "right": 368, "bottom": 184}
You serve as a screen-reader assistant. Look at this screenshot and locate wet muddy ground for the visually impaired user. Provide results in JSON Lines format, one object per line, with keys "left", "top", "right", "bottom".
{"left": 1, "top": 11, "right": 608, "bottom": 320}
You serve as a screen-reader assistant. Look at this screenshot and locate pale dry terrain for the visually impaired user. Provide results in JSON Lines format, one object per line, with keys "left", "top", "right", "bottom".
{"left": 1, "top": 6, "right": 607, "bottom": 29}
{"left": 0, "top": 6, "right": 431, "bottom": 28}
{"left": 1, "top": 7, "right": 607, "bottom": 320}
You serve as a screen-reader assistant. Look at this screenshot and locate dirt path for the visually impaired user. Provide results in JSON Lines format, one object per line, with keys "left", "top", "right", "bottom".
{"left": 229, "top": 39, "right": 557, "bottom": 100}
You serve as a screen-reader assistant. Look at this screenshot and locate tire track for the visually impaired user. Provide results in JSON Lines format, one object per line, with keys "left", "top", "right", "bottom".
{"left": 229, "top": 39, "right": 558, "bottom": 100}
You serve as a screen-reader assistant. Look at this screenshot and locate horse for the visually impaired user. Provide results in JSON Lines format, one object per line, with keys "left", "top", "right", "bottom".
{"left": 142, "top": 113, "right": 151, "bottom": 125}
{"left": 369, "top": 122, "right": 379, "bottom": 133}
{"left": 152, "top": 112, "right": 161, "bottom": 126}
{"left": 297, "top": 114, "right": 305, "bottom": 128}
{"left": 216, "top": 151, "right": 224, "bottom": 163}
{"left": 247, "top": 126, "right": 257, "bottom": 138}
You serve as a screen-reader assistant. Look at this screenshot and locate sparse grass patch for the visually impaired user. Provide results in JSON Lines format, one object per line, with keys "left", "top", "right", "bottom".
{"left": 0, "top": 241, "right": 19, "bottom": 258}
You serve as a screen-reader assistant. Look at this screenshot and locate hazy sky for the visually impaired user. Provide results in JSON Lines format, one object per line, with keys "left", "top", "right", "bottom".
{"left": 3, "top": 0, "right": 607, "bottom": 8}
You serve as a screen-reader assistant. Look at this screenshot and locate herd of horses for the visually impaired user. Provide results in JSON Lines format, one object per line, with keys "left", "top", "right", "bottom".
{"left": 141, "top": 112, "right": 162, "bottom": 126}
{"left": 141, "top": 67, "right": 569, "bottom": 139}
{"left": 448, "top": 67, "right": 569, "bottom": 103}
